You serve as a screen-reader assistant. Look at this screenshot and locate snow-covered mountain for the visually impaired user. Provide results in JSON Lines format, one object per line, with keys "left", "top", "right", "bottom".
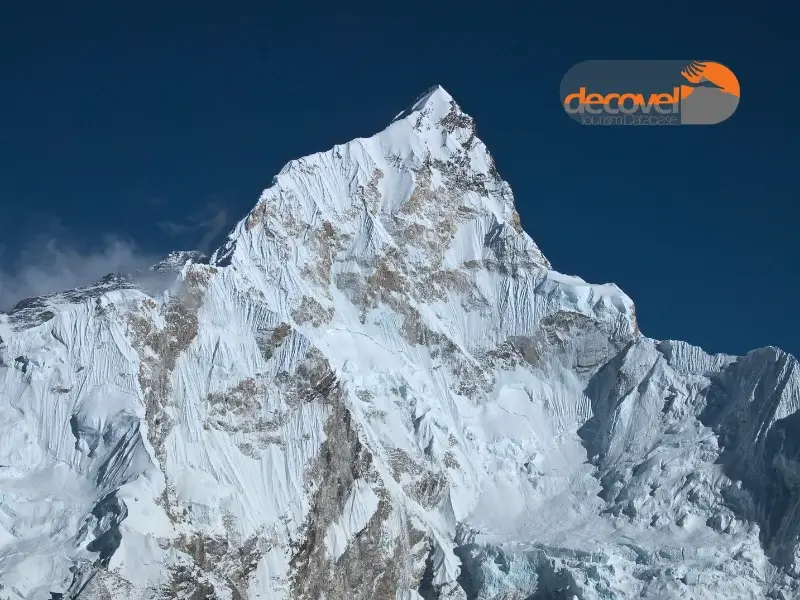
{"left": 1, "top": 86, "right": 799, "bottom": 600}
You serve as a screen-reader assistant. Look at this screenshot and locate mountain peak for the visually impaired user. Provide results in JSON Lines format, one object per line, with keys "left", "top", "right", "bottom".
{"left": 391, "top": 84, "right": 456, "bottom": 123}
{"left": 213, "top": 80, "right": 552, "bottom": 277}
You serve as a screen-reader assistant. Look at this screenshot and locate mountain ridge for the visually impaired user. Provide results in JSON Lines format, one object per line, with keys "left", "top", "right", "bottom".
{"left": 1, "top": 86, "right": 798, "bottom": 600}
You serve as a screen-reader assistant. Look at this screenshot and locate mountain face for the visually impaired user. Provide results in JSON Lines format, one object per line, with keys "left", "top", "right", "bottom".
{"left": 1, "top": 86, "right": 799, "bottom": 600}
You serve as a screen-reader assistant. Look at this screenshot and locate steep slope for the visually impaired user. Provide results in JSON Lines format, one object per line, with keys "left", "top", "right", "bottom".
{"left": 1, "top": 86, "right": 799, "bottom": 600}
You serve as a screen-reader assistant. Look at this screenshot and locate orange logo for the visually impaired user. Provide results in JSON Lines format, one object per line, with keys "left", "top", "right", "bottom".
{"left": 678, "top": 61, "right": 740, "bottom": 124}
{"left": 560, "top": 60, "right": 740, "bottom": 126}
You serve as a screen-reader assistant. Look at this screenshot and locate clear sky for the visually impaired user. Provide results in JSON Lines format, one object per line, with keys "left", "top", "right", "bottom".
{"left": 0, "top": 2, "right": 796, "bottom": 358}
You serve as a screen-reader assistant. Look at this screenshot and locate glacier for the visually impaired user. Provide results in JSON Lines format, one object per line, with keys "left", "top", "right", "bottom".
{"left": 1, "top": 85, "right": 799, "bottom": 600}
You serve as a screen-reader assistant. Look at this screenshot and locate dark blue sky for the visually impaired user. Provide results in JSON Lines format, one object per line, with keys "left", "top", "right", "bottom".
{"left": 0, "top": 2, "right": 797, "bottom": 358}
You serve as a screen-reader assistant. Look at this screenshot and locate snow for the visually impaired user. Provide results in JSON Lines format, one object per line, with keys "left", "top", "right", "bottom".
{"left": 325, "top": 479, "right": 380, "bottom": 561}
{"left": 1, "top": 85, "right": 799, "bottom": 599}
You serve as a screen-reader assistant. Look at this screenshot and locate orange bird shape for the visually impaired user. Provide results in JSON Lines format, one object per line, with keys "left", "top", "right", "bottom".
{"left": 680, "top": 61, "right": 740, "bottom": 99}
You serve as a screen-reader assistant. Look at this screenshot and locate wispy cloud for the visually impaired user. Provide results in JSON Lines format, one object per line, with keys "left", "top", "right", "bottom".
{"left": 0, "top": 235, "right": 159, "bottom": 312}
{"left": 157, "top": 201, "right": 231, "bottom": 254}
{"left": 0, "top": 201, "right": 234, "bottom": 313}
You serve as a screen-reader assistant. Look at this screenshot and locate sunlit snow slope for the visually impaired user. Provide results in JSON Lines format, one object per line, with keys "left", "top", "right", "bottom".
{"left": 1, "top": 86, "right": 799, "bottom": 600}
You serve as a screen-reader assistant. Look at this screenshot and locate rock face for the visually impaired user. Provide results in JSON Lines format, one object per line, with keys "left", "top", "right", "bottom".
{"left": 1, "top": 86, "right": 799, "bottom": 600}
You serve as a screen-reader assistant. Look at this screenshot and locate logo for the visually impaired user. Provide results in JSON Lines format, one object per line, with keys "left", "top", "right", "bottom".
{"left": 561, "top": 60, "right": 740, "bottom": 126}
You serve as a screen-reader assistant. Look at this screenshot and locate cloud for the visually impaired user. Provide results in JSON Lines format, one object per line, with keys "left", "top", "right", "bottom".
{"left": 0, "top": 235, "right": 160, "bottom": 312}
{"left": 0, "top": 202, "right": 234, "bottom": 313}
{"left": 157, "top": 201, "right": 231, "bottom": 254}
